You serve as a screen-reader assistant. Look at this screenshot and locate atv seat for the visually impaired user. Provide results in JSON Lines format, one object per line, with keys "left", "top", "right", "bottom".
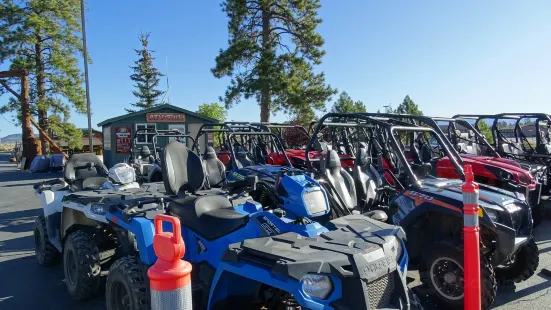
{"left": 168, "top": 195, "right": 248, "bottom": 240}
{"left": 354, "top": 148, "right": 377, "bottom": 206}
{"left": 65, "top": 153, "right": 109, "bottom": 192}
{"left": 234, "top": 145, "right": 255, "bottom": 168}
{"left": 162, "top": 141, "right": 249, "bottom": 241}
{"left": 323, "top": 150, "right": 356, "bottom": 209}
{"left": 203, "top": 147, "right": 226, "bottom": 187}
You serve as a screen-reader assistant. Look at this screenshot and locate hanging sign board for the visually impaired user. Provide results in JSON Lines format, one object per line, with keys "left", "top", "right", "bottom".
{"left": 146, "top": 113, "right": 185, "bottom": 123}
{"left": 115, "top": 126, "right": 132, "bottom": 153}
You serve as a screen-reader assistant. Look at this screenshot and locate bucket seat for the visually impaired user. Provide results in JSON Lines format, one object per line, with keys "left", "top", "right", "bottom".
{"left": 322, "top": 150, "right": 356, "bottom": 210}
{"left": 203, "top": 147, "right": 226, "bottom": 187}
{"left": 353, "top": 147, "right": 379, "bottom": 207}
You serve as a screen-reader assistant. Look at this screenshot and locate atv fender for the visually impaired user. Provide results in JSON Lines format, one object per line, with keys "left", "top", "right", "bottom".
{"left": 106, "top": 212, "right": 157, "bottom": 265}
{"left": 61, "top": 208, "right": 98, "bottom": 239}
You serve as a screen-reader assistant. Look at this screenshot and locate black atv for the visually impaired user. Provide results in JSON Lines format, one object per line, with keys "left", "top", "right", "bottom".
{"left": 307, "top": 113, "right": 539, "bottom": 309}
{"left": 362, "top": 113, "right": 544, "bottom": 227}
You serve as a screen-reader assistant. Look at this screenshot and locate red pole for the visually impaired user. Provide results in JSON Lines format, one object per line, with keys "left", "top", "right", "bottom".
{"left": 462, "top": 165, "right": 481, "bottom": 310}
{"left": 148, "top": 215, "right": 193, "bottom": 310}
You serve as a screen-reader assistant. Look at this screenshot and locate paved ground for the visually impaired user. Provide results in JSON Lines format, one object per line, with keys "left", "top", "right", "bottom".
{"left": 0, "top": 151, "right": 551, "bottom": 309}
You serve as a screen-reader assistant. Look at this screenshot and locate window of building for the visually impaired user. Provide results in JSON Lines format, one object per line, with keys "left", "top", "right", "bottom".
{"left": 135, "top": 123, "right": 156, "bottom": 144}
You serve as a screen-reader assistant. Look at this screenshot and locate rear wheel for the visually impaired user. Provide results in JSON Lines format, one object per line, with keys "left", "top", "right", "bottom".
{"left": 34, "top": 216, "right": 61, "bottom": 266}
{"left": 63, "top": 230, "right": 101, "bottom": 300}
{"left": 106, "top": 256, "right": 150, "bottom": 310}
{"left": 420, "top": 242, "right": 497, "bottom": 309}
{"left": 496, "top": 237, "right": 539, "bottom": 283}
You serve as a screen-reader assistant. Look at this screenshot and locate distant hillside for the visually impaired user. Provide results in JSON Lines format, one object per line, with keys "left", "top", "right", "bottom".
{"left": 1, "top": 134, "right": 22, "bottom": 143}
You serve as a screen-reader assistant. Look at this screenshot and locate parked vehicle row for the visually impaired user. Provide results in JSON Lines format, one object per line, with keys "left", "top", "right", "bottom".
{"left": 32, "top": 112, "right": 545, "bottom": 310}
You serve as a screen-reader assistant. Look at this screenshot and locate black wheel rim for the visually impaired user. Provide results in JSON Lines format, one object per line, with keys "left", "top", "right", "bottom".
{"left": 111, "top": 280, "right": 131, "bottom": 310}
{"left": 430, "top": 257, "right": 464, "bottom": 300}
{"left": 65, "top": 249, "right": 77, "bottom": 286}
{"left": 34, "top": 228, "right": 43, "bottom": 259}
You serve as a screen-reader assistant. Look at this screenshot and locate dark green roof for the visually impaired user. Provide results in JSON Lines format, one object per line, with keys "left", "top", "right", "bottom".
{"left": 80, "top": 128, "right": 101, "bottom": 134}
{"left": 97, "top": 104, "right": 218, "bottom": 127}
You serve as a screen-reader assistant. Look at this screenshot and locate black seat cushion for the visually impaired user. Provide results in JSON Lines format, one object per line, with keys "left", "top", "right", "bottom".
{"left": 167, "top": 195, "right": 248, "bottom": 240}
{"left": 161, "top": 141, "right": 205, "bottom": 195}
{"left": 203, "top": 147, "right": 226, "bottom": 187}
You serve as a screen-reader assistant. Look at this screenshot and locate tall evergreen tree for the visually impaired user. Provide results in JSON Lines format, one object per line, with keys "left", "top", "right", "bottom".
{"left": 395, "top": 95, "right": 423, "bottom": 116}
{"left": 0, "top": 0, "right": 85, "bottom": 151}
{"left": 212, "top": 0, "right": 336, "bottom": 122}
{"left": 126, "top": 32, "right": 165, "bottom": 113}
{"left": 330, "top": 91, "right": 366, "bottom": 114}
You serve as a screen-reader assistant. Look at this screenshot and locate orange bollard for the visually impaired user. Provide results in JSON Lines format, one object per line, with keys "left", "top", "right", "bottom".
{"left": 462, "top": 165, "right": 481, "bottom": 310}
{"left": 148, "top": 214, "right": 193, "bottom": 310}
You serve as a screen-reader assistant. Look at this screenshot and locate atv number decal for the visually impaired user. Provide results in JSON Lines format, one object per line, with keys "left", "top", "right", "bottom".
{"left": 403, "top": 190, "right": 461, "bottom": 213}
{"left": 406, "top": 191, "right": 434, "bottom": 201}
{"left": 257, "top": 216, "right": 282, "bottom": 236}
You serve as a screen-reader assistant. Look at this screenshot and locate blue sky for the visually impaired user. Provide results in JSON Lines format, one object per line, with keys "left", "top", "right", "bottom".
{"left": 1, "top": 0, "right": 551, "bottom": 136}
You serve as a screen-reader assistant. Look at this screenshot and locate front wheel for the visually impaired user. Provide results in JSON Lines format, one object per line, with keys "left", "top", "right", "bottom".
{"left": 106, "top": 256, "right": 150, "bottom": 310}
{"left": 496, "top": 237, "right": 539, "bottom": 283}
{"left": 63, "top": 230, "right": 101, "bottom": 300}
{"left": 420, "top": 242, "right": 497, "bottom": 309}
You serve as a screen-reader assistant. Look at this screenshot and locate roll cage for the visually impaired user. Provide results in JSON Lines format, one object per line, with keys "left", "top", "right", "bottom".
{"left": 454, "top": 113, "right": 551, "bottom": 161}
{"left": 306, "top": 113, "right": 464, "bottom": 187}
{"left": 130, "top": 128, "right": 197, "bottom": 161}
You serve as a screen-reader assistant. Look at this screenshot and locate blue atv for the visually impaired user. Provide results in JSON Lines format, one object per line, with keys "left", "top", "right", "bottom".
{"left": 104, "top": 141, "right": 420, "bottom": 310}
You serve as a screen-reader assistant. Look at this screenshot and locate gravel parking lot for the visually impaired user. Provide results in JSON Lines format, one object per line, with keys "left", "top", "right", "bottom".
{"left": 1, "top": 151, "right": 551, "bottom": 310}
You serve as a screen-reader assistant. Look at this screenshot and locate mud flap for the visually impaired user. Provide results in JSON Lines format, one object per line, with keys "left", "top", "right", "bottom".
{"left": 45, "top": 213, "right": 62, "bottom": 251}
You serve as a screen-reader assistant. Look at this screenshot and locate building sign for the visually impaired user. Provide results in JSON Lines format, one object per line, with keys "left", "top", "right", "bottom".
{"left": 103, "top": 126, "right": 111, "bottom": 150}
{"left": 146, "top": 113, "right": 185, "bottom": 123}
{"left": 115, "top": 126, "right": 132, "bottom": 153}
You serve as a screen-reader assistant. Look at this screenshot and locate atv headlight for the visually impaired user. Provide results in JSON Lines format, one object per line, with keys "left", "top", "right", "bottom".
{"left": 301, "top": 274, "right": 333, "bottom": 299}
{"left": 485, "top": 209, "right": 500, "bottom": 223}
{"left": 90, "top": 203, "right": 107, "bottom": 215}
{"left": 303, "top": 190, "right": 328, "bottom": 215}
{"left": 498, "top": 169, "right": 514, "bottom": 181}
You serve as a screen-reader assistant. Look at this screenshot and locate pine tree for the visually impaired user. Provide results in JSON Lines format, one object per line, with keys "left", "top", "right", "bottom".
{"left": 212, "top": 0, "right": 336, "bottom": 122}
{"left": 330, "top": 91, "right": 366, "bottom": 114}
{"left": 0, "top": 0, "right": 86, "bottom": 152}
{"left": 395, "top": 95, "right": 423, "bottom": 116}
{"left": 126, "top": 32, "right": 165, "bottom": 113}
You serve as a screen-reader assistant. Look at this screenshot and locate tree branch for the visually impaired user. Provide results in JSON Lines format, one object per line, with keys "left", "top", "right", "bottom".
{"left": 0, "top": 80, "right": 21, "bottom": 99}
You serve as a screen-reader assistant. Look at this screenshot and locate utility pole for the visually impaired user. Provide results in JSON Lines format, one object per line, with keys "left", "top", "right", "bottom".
{"left": 80, "top": 0, "right": 93, "bottom": 153}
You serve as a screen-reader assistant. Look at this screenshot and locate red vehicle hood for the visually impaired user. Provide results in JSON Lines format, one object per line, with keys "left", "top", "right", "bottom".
{"left": 460, "top": 155, "right": 524, "bottom": 173}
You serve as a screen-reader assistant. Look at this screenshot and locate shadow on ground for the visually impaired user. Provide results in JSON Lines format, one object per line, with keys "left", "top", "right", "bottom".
{"left": 0, "top": 208, "right": 105, "bottom": 310}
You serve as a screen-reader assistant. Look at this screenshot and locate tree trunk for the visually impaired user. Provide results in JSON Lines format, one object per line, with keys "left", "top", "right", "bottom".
{"left": 260, "top": 2, "right": 271, "bottom": 122}
{"left": 35, "top": 36, "right": 48, "bottom": 154}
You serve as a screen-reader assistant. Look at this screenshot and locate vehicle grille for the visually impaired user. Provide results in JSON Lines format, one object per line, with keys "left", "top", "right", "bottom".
{"left": 367, "top": 273, "right": 395, "bottom": 309}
